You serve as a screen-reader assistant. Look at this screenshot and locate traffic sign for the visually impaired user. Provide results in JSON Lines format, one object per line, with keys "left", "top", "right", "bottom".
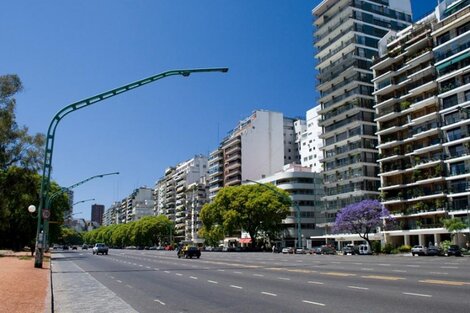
{"left": 42, "top": 209, "right": 50, "bottom": 219}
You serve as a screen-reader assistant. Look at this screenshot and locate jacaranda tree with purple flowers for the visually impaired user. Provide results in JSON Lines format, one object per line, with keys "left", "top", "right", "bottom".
{"left": 333, "top": 199, "right": 391, "bottom": 249}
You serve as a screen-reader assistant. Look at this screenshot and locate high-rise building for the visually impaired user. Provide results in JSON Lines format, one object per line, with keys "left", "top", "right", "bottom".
{"left": 154, "top": 155, "right": 208, "bottom": 241}
{"left": 91, "top": 204, "right": 105, "bottom": 225}
{"left": 298, "top": 106, "right": 324, "bottom": 172}
{"left": 371, "top": 0, "right": 470, "bottom": 248}
{"left": 207, "top": 110, "right": 303, "bottom": 200}
{"left": 118, "top": 187, "right": 154, "bottom": 223}
{"left": 313, "top": 0, "right": 413, "bottom": 230}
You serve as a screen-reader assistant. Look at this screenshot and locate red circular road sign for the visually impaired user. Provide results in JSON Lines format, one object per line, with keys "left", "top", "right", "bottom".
{"left": 42, "top": 209, "right": 50, "bottom": 219}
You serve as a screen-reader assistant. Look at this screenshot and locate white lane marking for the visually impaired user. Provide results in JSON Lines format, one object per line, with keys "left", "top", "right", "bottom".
{"left": 126, "top": 284, "right": 133, "bottom": 288}
{"left": 392, "top": 270, "right": 407, "bottom": 273}
{"left": 146, "top": 266, "right": 151, "bottom": 269}
{"left": 261, "top": 292, "right": 277, "bottom": 297}
{"left": 405, "top": 265, "right": 420, "bottom": 268}
{"left": 361, "top": 268, "right": 374, "bottom": 271}
{"left": 164, "top": 271, "right": 170, "bottom": 273}
{"left": 253, "top": 274, "right": 264, "bottom": 277}
{"left": 302, "top": 300, "right": 325, "bottom": 306}
{"left": 353, "top": 263, "right": 363, "bottom": 265}
{"left": 116, "top": 280, "right": 122, "bottom": 283}
{"left": 230, "top": 285, "right": 243, "bottom": 289}
{"left": 139, "top": 264, "right": 143, "bottom": 267}
{"left": 154, "top": 299, "right": 166, "bottom": 306}
{"left": 190, "top": 276, "right": 198, "bottom": 280}
{"left": 110, "top": 276, "right": 115, "bottom": 279}
{"left": 278, "top": 277, "right": 291, "bottom": 281}
{"left": 176, "top": 273, "right": 183, "bottom": 276}
{"left": 218, "top": 269, "right": 225, "bottom": 272}
{"left": 308, "top": 281, "right": 324, "bottom": 285}
{"left": 154, "top": 268, "right": 159, "bottom": 271}
{"left": 348, "top": 286, "right": 369, "bottom": 290}
{"left": 403, "top": 292, "right": 432, "bottom": 298}
{"left": 234, "top": 271, "right": 243, "bottom": 274}
{"left": 429, "top": 272, "right": 448, "bottom": 275}
{"left": 378, "top": 264, "right": 391, "bottom": 266}
{"left": 440, "top": 266, "right": 458, "bottom": 269}
{"left": 208, "top": 280, "right": 218, "bottom": 284}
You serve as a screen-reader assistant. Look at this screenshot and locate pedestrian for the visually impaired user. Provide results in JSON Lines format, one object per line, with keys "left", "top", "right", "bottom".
{"left": 272, "top": 245, "right": 276, "bottom": 253}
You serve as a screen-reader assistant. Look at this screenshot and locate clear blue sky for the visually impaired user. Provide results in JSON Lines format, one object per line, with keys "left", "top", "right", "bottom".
{"left": 2, "top": 1, "right": 435, "bottom": 219}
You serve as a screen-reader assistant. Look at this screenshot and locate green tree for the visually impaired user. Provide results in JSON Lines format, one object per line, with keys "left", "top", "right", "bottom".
{"left": 59, "top": 227, "right": 83, "bottom": 246}
{"left": 442, "top": 217, "right": 467, "bottom": 242}
{"left": 199, "top": 184, "right": 291, "bottom": 248}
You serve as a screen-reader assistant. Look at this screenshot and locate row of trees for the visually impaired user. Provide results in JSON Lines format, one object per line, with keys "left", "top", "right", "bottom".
{"left": 0, "top": 74, "right": 69, "bottom": 250}
{"left": 83, "top": 215, "right": 174, "bottom": 248}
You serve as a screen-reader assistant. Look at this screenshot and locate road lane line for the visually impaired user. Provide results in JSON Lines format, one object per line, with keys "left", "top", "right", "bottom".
{"left": 392, "top": 270, "right": 407, "bottom": 273}
{"left": 126, "top": 284, "right": 133, "bottom": 288}
{"left": 440, "top": 266, "right": 458, "bottom": 269}
{"left": 176, "top": 273, "right": 183, "bottom": 276}
{"left": 146, "top": 266, "right": 151, "bottom": 269}
{"left": 302, "top": 300, "right": 325, "bottom": 306}
{"left": 154, "top": 268, "right": 159, "bottom": 271}
{"left": 261, "top": 292, "right": 277, "bottom": 297}
{"left": 218, "top": 269, "right": 225, "bottom": 272}
{"left": 361, "top": 268, "right": 374, "bottom": 271}
{"left": 308, "top": 281, "right": 324, "bottom": 285}
{"left": 116, "top": 280, "right": 122, "bottom": 283}
{"left": 154, "top": 299, "right": 166, "bottom": 305}
{"left": 405, "top": 264, "right": 420, "bottom": 268}
{"left": 278, "top": 277, "right": 291, "bottom": 281}
{"left": 378, "top": 264, "right": 391, "bottom": 266}
{"left": 403, "top": 292, "right": 432, "bottom": 298}
{"left": 190, "top": 276, "right": 198, "bottom": 280}
{"left": 208, "top": 280, "right": 218, "bottom": 284}
{"left": 322, "top": 272, "right": 356, "bottom": 277}
{"left": 234, "top": 271, "right": 243, "bottom": 274}
{"left": 362, "top": 275, "right": 405, "bottom": 281}
{"left": 348, "top": 286, "right": 369, "bottom": 290}
{"left": 429, "top": 272, "right": 448, "bottom": 275}
{"left": 164, "top": 271, "right": 170, "bottom": 273}
{"left": 419, "top": 279, "right": 468, "bottom": 286}
{"left": 230, "top": 285, "right": 243, "bottom": 289}
{"left": 253, "top": 274, "right": 264, "bottom": 277}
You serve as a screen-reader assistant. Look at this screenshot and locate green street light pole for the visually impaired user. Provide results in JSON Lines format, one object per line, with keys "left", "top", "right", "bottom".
{"left": 33, "top": 66, "right": 228, "bottom": 268}
{"left": 72, "top": 198, "right": 95, "bottom": 206}
{"left": 36, "top": 172, "right": 119, "bottom": 267}
{"left": 244, "top": 179, "right": 302, "bottom": 249}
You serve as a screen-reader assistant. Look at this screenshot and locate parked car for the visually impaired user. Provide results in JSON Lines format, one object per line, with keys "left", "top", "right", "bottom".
{"left": 72, "top": 246, "right": 78, "bottom": 250}
{"left": 282, "top": 247, "right": 294, "bottom": 254}
{"left": 342, "top": 245, "right": 357, "bottom": 255}
{"left": 411, "top": 245, "right": 427, "bottom": 256}
{"left": 62, "top": 245, "right": 69, "bottom": 251}
{"left": 445, "top": 245, "right": 462, "bottom": 257}
{"left": 310, "top": 246, "right": 322, "bottom": 255}
{"left": 358, "top": 244, "right": 372, "bottom": 255}
{"left": 295, "top": 248, "right": 307, "bottom": 254}
{"left": 92, "top": 243, "right": 109, "bottom": 255}
{"left": 426, "top": 246, "right": 441, "bottom": 256}
{"left": 321, "top": 245, "right": 337, "bottom": 255}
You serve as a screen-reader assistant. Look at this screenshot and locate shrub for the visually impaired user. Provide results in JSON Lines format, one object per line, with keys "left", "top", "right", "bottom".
{"left": 382, "top": 243, "right": 393, "bottom": 254}
{"left": 391, "top": 248, "right": 399, "bottom": 254}
{"left": 398, "top": 244, "right": 411, "bottom": 252}
{"left": 372, "top": 241, "right": 382, "bottom": 254}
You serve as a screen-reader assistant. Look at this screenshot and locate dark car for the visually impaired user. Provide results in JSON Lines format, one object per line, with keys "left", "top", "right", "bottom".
{"left": 445, "top": 245, "right": 462, "bottom": 257}
{"left": 321, "top": 245, "right": 337, "bottom": 255}
{"left": 342, "top": 245, "right": 357, "bottom": 255}
{"left": 426, "top": 246, "right": 441, "bottom": 256}
{"left": 178, "top": 246, "right": 201, "bottom": 259}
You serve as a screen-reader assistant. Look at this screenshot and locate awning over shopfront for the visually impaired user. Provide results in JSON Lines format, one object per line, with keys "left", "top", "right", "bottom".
{"left": 239, "top": 238, "right": 252, "bottom": 244}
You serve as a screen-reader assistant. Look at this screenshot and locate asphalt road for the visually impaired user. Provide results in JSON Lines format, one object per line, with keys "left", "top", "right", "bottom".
{"left": 61, "top": 249, "right": 470, "bottom": 313}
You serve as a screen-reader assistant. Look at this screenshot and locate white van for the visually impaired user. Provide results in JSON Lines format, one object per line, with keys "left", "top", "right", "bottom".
{"left": 358, "top": 244, "right": 372, "bottom": 255}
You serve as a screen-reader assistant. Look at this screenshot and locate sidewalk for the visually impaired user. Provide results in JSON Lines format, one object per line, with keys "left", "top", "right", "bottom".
{"left": 0, "top": 250, "right": 51, "bottom": 313}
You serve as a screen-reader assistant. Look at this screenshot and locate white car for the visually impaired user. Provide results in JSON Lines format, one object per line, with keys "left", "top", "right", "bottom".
{"left": 92, "top": 243, "right": 109, "bottom": 255}
{"left": 282, "top": 247, "right": 294, "bottom": 254}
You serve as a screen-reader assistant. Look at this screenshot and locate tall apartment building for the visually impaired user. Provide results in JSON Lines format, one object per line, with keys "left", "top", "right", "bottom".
{"left": 313, "top": 0, "right": 412, "bottom": 228}
{"left": 91, "top": 204, "right": 105, "bottom": 225}
{"left": 118, "top": 187, "right": 154, "bottom": 223}
{"left": 434, "top": 0, "right": 470, "bottom": 247}
{"left": 103, "top": 201, "right": 120, "bottom": 226}
{"left": 298, "top": 106, "right": 324, "bottom": 172}
{"left": 372, "top": 0, "right": 470, "bottom": 248}
{"left": 154, "top": 155, "right": 208, "bottom": 241}
{"left": 207, "top": 110, "right": 302, "bottom": 200}
{"left": 257, "top": 163, "right": 324, "bottom": 248}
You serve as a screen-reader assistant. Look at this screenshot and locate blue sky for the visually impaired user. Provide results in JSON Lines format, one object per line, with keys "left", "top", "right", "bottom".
{"left": 2, "top": 1, "right": 435, "bottom": 219}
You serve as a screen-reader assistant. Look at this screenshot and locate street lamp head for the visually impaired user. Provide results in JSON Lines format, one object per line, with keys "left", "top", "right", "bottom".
{"left": 28, "top": 205, "right": 36, "bottom": 213}
{"left": 220, "top": 68, "right": 229, "bottom": 73}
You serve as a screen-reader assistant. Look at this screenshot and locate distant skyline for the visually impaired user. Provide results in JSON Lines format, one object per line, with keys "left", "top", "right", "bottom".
{"left": 2, "top": 1, "right": 436, "bottom": 219}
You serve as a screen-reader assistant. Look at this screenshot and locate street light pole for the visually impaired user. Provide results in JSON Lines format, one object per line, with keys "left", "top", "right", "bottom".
{"left": 244, "top": 179, "right": 302, "bottom": 249}
{"left": 33, "top": 68, "right": 228, "bottom": 268}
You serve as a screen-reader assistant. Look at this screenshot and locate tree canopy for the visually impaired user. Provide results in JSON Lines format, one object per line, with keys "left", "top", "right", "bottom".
{"left": 83, "top": 215, "right": 174, "bottom": 248}
{"left": 334, "top": 199, "right": 391, "bottom": 249}
{"left": 199, "top": 184, "right": 292, "bottom": 247}
{"left": 442, "top": 217, "right": 467, "bottom": 240}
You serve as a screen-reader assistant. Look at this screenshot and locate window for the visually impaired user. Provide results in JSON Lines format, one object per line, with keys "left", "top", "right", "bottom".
{"left": 443, "top": 94, "right": 458, "bottom": 109}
